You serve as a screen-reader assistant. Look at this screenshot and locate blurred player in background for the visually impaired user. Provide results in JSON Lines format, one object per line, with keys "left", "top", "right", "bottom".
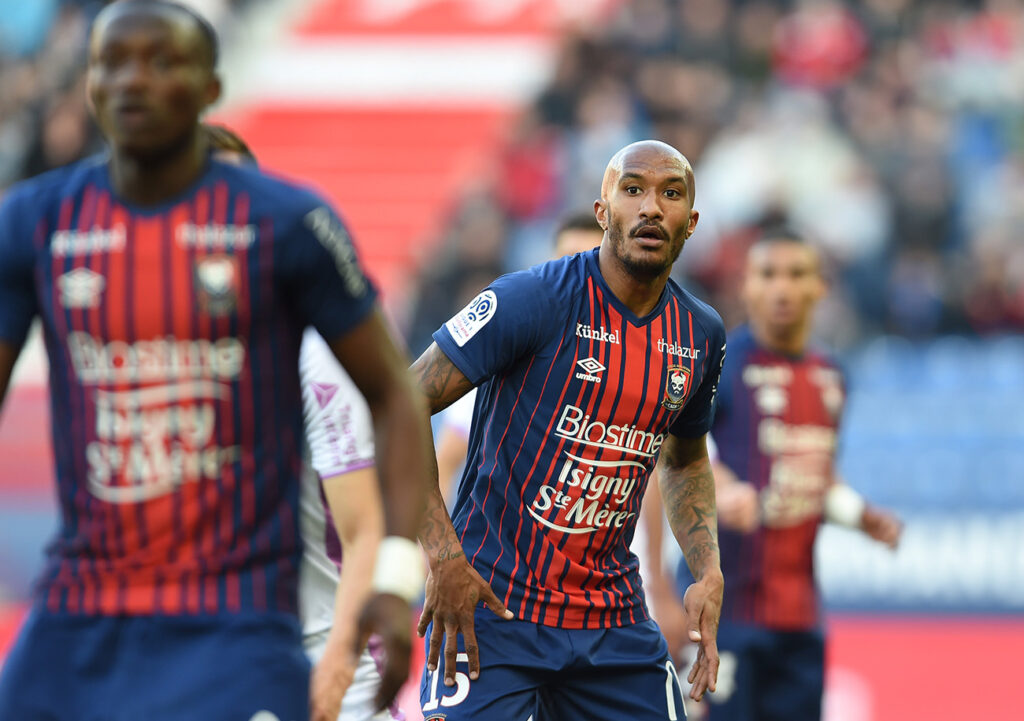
{"left": 647, "top": 226, "right": 903, "bottom": 721}
{"left": 206, "top": 122, "right": 407, "bottom": 721}
{"left": 433, "top": 210, "right": 606, "bottom": 504}
{"left": 0, "top": 2, "right": 430, "bottom": 719}
{"left": 413, "top": 140, "right": 727, "bottom": 720}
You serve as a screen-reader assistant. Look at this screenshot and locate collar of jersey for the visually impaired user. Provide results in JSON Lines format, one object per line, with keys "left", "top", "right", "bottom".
{"left": 99, "top": 155, "right": 219, "bottom": 216}
{"left": 584, "top": 247, "right": 671, "bottom": 327}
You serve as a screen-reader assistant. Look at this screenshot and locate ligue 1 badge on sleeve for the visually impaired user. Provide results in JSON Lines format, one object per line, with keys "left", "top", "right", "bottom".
{"left": 662, "top": 365, "right": 692, "bottom": 411}
{"left": 194, "top": 254, "right": 240, "bottom": 316}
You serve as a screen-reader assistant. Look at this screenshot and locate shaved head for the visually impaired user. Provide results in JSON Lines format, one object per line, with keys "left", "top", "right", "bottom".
{"left": 600, "top": 140, "right": 695, "bottom": 206}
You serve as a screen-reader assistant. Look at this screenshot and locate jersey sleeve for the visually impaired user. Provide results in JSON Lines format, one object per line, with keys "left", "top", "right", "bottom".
{"left": 300, "top": 328, "right": 375, "bottom": 479}
{"left": 0, "top": 189, "right": 37, "bottom": 348}
{"left": 278, "top": 200, "right": 378, "bottom": 342}
{"left": 431, "top": 269, "right": 555, "bottom": 386}
{"left": 669, "top": 321, "right": 727, "bottom": 439}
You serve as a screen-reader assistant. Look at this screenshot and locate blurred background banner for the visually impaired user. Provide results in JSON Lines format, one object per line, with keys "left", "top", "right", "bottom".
{"left": 1, "top": 0, "right": 1023, "bottom": 719}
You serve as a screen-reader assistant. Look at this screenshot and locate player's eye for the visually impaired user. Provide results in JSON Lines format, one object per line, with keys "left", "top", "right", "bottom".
{"left": 151, "top": 53, "right": 174, "bottom": 71}
{"left": 664, "top": 188, "right": 681, "bottom": 199}
{"left": 625, "top": 186, "right": 642, "bottom": 195}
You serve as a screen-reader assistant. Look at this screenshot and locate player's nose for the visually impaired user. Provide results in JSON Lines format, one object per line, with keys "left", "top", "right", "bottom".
{"left": 638, "top": 190, "right": 663, "bottom": 219}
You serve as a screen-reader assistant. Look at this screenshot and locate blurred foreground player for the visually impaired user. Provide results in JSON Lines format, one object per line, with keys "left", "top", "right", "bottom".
{"left": 206, "top": 122, "right": 410, "bottom": 720}
{"left": 433, "top": 210, "right": 607, "bottom": 503}
{"left": 413, "top": 140, "right": 727, "bottom": 720}
{"left": 652, "top": 228, "right": 903, "bottom": 721}
{"left": 0, "top": 3, "right": 430, "bottom": 719}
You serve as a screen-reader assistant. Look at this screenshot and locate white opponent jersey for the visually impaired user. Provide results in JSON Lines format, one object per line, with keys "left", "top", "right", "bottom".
{"left": 298, "top": 327, "right": 375, "bottom": 637}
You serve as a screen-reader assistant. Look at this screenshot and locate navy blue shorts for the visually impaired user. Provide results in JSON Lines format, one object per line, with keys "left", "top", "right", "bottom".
{"left": 704, "top": 621, "right": 824, "bottom": 721}
{"left": 0, "top": 607, "right": 310, "bottom": 721}
{"left": 419, "top": 607, "right": 686, "bottom": 721}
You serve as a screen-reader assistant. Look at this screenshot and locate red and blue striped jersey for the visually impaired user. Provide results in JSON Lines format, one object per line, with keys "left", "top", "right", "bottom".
{"left": 0, "top": 156, "right": 376, "bottom": 616}
{"left": 702, "top": 325, "right": 845, "bottom": 630}
{"left": 433, "top": 249, "right": 726, "bottom": 630}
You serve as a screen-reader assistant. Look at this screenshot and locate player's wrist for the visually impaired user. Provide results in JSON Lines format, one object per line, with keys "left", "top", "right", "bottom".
{"left": 372, "top": 536, "right": 425, "bottom": 604}
{"left": 694, "top": 567, "right": 724, "bottom": 588}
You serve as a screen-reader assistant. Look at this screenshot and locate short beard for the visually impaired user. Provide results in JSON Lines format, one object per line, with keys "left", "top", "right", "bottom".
{"left": 606, "top": 212, "right": 685, "bottom": 281}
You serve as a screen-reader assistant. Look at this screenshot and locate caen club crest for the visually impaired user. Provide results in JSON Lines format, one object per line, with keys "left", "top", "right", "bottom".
{"left": 194, "top": 254, "right": 239, "bottom": 316}
{"left": 662, "top": 365, "right": 692, "bottom": 411}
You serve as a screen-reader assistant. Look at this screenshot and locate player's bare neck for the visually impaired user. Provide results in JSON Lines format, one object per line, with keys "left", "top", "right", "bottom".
{"left": 750, "top": 320, "right": 808, "bottom": 358}
{"left": 598, "top": 247, "right": 668, "bottom": 318}
{"left": 109, "top": 135, "right": 208, "bottom": 206}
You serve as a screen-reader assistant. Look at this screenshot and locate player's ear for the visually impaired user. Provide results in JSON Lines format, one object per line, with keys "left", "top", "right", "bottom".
{"left": 594, "top": 199, "right": 608, "bottom": 231}
{"left": 686, "top": 209, "right": 699, "bottom": 238}
{"left": 204, "top": 73, "right": 222, "bottom": 110}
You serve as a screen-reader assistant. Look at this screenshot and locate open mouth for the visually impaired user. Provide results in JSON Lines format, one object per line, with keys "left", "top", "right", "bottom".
{"left": 631, "top": 225, "right": 668, "bottom": 243}
{"left": 113, "top": 102, "right": 152, "bottom": 124}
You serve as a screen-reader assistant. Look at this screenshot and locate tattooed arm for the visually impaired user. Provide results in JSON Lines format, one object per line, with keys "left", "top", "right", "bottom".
{"left": 411, "top": 343, "right": 513, "bottom": 687}
{"left": 657, "top": 433, "right": 723, "bottom": 702}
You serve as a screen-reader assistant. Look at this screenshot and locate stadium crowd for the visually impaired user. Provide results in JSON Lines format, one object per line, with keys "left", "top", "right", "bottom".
{"left": 408, "top": 0, "right": 1024, "bottom": 353}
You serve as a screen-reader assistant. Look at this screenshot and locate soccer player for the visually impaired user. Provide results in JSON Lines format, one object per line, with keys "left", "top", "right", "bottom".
{"left": 650, "top": 227, "right": 903, "bottom": 721}
{"left": 413, "top": 140, "right": 728, "bottom": 720}
{"left": 0, "top": 3, "right": 430, "bottom": 719}
{"left": 433, "top": 211, "right": 607, "bottom": 502}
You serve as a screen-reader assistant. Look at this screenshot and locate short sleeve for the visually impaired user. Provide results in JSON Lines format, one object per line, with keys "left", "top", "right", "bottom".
{"left": 278, "top": 201, "right": 378, "bottom": 342}
{"left": 669, "top": 322, "right": 727, "bottom": 439}
{"left": 432, "top": 270, "right": 554, "bottom": 386}
{"left": 299, "top": 328, "right": 375, "bottom": 479}
{"left": 0, "top": 190, "right": 38, "bottom": 348}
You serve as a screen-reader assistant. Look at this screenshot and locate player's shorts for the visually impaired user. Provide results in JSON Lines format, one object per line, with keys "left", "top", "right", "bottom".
{"left": 304, "top": 629, "right": 402, "bottom": 721}
{"left": 702, "top": 621, "right": 824, "bottom": 721}
{"left": 0, "top": 607, "right": 310, "bottom": 721}
{"left": 419, "top": 607, "right": 686, "bottom": 721}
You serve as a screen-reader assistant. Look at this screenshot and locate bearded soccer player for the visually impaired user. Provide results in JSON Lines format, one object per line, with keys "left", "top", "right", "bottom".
{"left": 651, "top": 228, "right": 902, "bottom": 721}
{"left": 0, "top": 3, "right": 430, "bottom": 719}
{"left": 413, "top": 140, "right": 727, "bottom": 719}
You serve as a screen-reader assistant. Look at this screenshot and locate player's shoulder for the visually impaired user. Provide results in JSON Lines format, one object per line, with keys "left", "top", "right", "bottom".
{"left": 1, "top": 156, "right": 106, "bottom": 218}
{"left": 805, "top": 341, "right": 845, "bottom": 376}
{"left": 211, "top": 160, "right": 337, "bottom": 225}
{"left": 666, "top": 279, "right": 726, "bottom": 342}
{"left": 495, "top": 248, "right": 590, "bottom": 302}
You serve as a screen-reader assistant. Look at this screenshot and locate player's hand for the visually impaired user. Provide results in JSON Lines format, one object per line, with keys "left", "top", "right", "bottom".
{"left": 309, "top": 632, "right": 357, "bottom": 721}
{"left": 717, "top": 481, "right": 759, "bottom": 533}
{"left": 682, "top": 570, "right": 723, "bottom": 702}
{"left": 357, "top": 592, "right": 414, "bottom": 712}
{"left": 861, "top": 505, "right": 903, "bottom": 550}
{"left": 648, "top": 577, "right": 690, "bottom": 662}
{"left": 417, "top": 555, "right": 514, "bottom": 687}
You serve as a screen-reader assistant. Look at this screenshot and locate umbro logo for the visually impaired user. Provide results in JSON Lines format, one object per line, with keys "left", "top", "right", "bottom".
{"left": 575, "top": 357, "right": 605, "bottom": 383}
{"left": 58, "top": 268, "right": 106, "bottom": 309}
{"left": 310, "top": 382, "right": 338, "bottom": 409}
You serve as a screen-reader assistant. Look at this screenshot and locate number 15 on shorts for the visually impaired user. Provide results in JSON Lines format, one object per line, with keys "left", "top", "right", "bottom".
{"left": 423, "top": 652, "right": 471, "bottom": 712}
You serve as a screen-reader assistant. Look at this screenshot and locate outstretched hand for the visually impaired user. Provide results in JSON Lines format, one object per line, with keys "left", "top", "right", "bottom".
{"left": 861, "top": 505, "right": 903, "bottom": 550}
{"left": 417, "top": 555, "right": 514, "bottom": 687}
{"left": 357, "top": 592, "right": 414, "bottom": 712}
{"left": 681, "top": 571, "right": 724, "bottom": 702}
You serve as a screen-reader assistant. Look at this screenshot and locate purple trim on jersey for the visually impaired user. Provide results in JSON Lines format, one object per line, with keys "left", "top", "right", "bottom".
{"left": 318, "top": 458, "right": 375, "bottom": 483}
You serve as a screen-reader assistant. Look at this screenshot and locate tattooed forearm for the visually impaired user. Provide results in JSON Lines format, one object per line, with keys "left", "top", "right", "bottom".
{"left": 410, "top": 343, "right": 472, "bottom": 565}
{"left": 658, "top": 435, "right": 721, "bottom": 580}
{"left": 411, "top": 343, "right": 475, "bottom": 413}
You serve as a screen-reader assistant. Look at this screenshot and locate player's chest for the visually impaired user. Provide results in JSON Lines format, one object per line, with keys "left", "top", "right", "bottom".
{"left": 39, "top": 215, "right": 270, "bottom": 342}
{"left": 736, "top": 358, "right": 843, "bottom": 457}
{"left": 544, "top": 306, "right": 708, "bottom": 431}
